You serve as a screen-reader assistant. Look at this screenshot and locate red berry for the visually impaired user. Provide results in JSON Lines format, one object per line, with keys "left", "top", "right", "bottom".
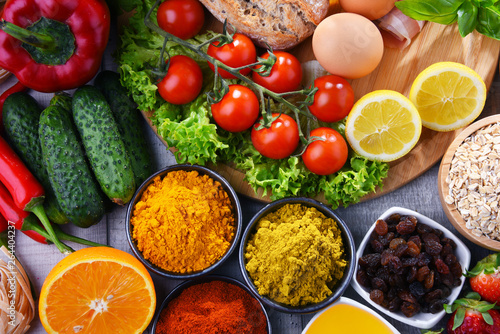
{"left": 467, "top": 253, "right": 500, "bottom": 305}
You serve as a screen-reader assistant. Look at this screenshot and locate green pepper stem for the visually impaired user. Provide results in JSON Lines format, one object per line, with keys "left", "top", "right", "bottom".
{"left": 30, "top": 204, "right": 72, "bottom": 254}
{"left": 0, "top": 20, "right": 56, "bottom": 50}
{"left": 52, "top": 225, "right": 109, "bottom": 248}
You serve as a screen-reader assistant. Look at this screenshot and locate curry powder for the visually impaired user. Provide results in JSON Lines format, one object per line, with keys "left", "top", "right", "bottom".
{"left": 131, "top": 170, "right": 235, "bottom": 273}
{"left": 244, "top": 204, "right": 347, "bottom": 306}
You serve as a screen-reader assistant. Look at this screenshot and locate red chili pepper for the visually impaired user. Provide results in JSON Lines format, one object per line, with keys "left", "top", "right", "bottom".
{"left": 0, "top": 181, "right": 107, "bottom": 249}
{"left": 0, "top": 80, "right": 27, "bottom": 133}
{"left": 0, "top": 0, "right": 110, "bottom": 93}
{"left": 0, "top": 135, "right": 69, "bottom": 253}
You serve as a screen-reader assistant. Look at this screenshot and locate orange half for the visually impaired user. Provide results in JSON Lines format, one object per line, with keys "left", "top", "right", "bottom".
{"left": 39, "top": 247, "right": 156, "bottom": 334}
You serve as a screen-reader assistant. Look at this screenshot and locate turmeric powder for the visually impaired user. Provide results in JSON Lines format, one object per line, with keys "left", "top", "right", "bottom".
{"left": 244, "top": 203, "right": 347, "bottom": 306}
{"left": 131, "top": 170, "right": 235, "bottom": 273}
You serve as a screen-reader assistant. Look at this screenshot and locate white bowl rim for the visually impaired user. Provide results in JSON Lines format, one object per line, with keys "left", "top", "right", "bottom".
{"left": 350, "top": 206, "right": 471, "bottom": 329}
{"left": 301, "top": 296, "right": 400, "bottom": 334}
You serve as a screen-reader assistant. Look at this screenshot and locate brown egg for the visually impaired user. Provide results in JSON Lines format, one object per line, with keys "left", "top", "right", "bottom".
{"left": 312, "top": 13, "right": 384, "bottom": 79}
{"left": 339, "top": 0, "right": 396, "bottom": 20}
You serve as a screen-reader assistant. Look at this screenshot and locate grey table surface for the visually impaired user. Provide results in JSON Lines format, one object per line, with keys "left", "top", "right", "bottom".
{"left": 2, "top": 24, "right": 499, "bottom": 334}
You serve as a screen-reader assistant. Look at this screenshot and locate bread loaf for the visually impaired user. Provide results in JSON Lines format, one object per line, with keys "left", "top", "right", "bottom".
{"left": 198, "top": 0, "right": 330, "bottom": 50}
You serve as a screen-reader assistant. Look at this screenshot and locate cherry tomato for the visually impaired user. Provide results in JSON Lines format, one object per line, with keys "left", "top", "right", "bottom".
{"left": 302, "top": 127, "right": 348, "bottom": 175}
{"left": 211, "top": 85, "right": 260, "bottom": 132}
{"left": 251, "top": 113, "right": 300, "bottom": 159}
{"left": 308, "top": 75, "right": 355, "bottom": 123}
{"left": 157, "top": 0, "right": 205, "bottom": 40}
{"left": 207, "top": 33, "right": 257, "bottom": 79}
{"left": 252, "top": 51, "right": 303, "bottom": 94}
{"left": 157, "top": 55, "right": 203, "bottom": 105}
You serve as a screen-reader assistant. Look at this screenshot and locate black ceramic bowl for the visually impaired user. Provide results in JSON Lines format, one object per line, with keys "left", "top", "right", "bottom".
{"left": 239, "top": 197, "right": 355, "bottom": 314}
{"left": 126, "top": 164, "right": 242, "bottom": 279}
{"left": 150, "top": 275, "right": 272, "bottom": 334}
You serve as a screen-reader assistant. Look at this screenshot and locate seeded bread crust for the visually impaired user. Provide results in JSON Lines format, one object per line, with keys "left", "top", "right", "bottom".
{"left": 199, "top": 0, "right": 330, "bottom": 50}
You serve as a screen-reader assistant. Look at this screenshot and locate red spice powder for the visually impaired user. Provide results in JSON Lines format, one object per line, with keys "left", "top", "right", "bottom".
{"left": 155, "top": 280, "right": 268, "bottom": 334}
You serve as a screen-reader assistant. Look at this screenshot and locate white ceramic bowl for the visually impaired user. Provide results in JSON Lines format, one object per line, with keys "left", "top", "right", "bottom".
{"left": 351, "top": 207, "right": 471, "bottom": 329}
{"left": 301, "top": 297, "right": 400, "bottom": 334}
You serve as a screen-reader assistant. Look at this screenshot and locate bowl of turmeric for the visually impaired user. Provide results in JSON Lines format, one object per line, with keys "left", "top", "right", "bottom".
{"left": 126, "top": 164, "right": 242, "bottom": 279}
{"left": 239, "top": 197, "right": 356, "bottom": 314}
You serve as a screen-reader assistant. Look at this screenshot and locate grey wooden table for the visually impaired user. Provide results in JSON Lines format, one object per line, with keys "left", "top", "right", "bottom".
{"left": 3, "top": 25, "right": 499, "bottom": 334}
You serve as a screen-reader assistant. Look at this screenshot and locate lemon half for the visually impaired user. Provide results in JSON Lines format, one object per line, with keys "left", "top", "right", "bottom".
{"left": 345, "top": 90, "right": 422, "bottom": 162}
{"left": 409, "top": 62, "right": 486, "bottom": 132}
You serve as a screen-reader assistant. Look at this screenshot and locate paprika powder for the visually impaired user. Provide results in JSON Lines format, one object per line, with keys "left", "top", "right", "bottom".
{"left": 0, "top": 0, "right": 110, "bottom": 93}
{"left": 155, "top": 279, "right": 268, "bottom": 334}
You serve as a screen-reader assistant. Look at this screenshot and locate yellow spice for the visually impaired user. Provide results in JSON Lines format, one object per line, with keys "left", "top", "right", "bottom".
{"left": 245, "top": 203, "right": 347, "bottom": 306}
{"left": 131, "top": 170, "right": 235, "bottom": 273}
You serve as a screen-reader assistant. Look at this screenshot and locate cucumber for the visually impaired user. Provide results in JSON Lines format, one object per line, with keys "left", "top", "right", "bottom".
{"left": 39, "top": 105, "right": 106, "bottom": 228}
{"left": 72, "top": 85, "right": 136, "bottom": 205}
{"left": 94, "top": 71, "right": 153, "bottom": 186}
{"left": 2, "top": 92, "right": 69, "bottom": 224}
{"left": 49, "top": 91, "right": 72, "bottom": 111}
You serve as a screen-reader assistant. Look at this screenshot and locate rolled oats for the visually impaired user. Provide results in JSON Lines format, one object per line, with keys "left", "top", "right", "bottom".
{"left": 446, "top": 122, "right": 500, "bottom": 241}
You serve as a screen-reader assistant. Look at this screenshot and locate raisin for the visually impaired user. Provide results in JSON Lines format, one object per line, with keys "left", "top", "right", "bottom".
{"left": 389, "top": 238, "right": 406, "bottom": 250}
{"left": 359, "top": 253, "right": 381, "bottom": 268}
{"left": 435, "top": 258, "right": 450, "bottom": 275}
{"left": 371, "top": 277, "right": 388, "bottom": 292}
{"left": 441, "top": 243, "right": 454, "bottom": 258}
{"left": 417, "top": 266, "right": 430, "bottom": 282}
{"left": 386, "top": 213, "right": 401, "bottom": 225}
{"left": 370, "top": 239, "right": 385, "bottom": 253}
{"left": 395, "top": 243, "right": 409, "bottom": 258}
{"left": 417, "top": 252, "right": 432, "bottom": 266}
{"left": 398, "top": 290, "right": 418, "bottom": 304}
{"left": 444, "top": 253, "right": 458, "bottom": 266}
{"left": 402, "top": 257, "right": 419, "bottom": 267}
{"left": 370, "top": 289, "right": 385, "bottom": 305}
{"left": 406, "top": 240, "right": 421, "bottom": 257}
{"left": 450, "top": 261, "right": 463, "bottom": 278}
{"left": 407, "top": 266, "right": 418, "bottom": 283}
{"left": 388, "top": 297, "right": 402, "bottom": 312}
{"left": 416, "top": 222, "right": 434, "bottom": 234}
{"left": 408, "top": 235, "right": 422, "bottom": 250}
{"left": 375, "top": 219, "right": 389, "bottom": 236}
{"left": 409, "top": 281, "right": 426, "bottom": 299}
{"left": 376, "top": 267, "right": 390, "bottom": 282}
{"left": 388, "top": 273, "right": 405, "bottom": 288}
{"left": 380, "top": 249, "right": 395, "bottom": 266}
{"left": 424, "top": 270, "right": 435, "bottom": 290}
{"left": 424, "top": 289, "right": 443, "bottom": 304}
{"left": 387, "top": 256, "right": 403, "bottom": 273}
{"left": 356, "top": 269, "right": 371, "bottom": 288}
{"left": 397, "top": 218, "right": 417, "bottom": 235}
{"left": 428, "top": 299, "right": 446, "bottom": 314}
{"left": 401, "top": 302, "right": 420, "bottom": 317}
{"left": 441, "top": 237, "right": 456, "bottom": 249}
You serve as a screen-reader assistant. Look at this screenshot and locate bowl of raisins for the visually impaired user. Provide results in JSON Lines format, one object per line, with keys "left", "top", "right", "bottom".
{"left": 351, "top": 207, "right": 471, "bottom": 329}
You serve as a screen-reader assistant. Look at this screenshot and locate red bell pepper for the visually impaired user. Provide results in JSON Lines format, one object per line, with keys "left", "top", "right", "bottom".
{"left": 0, "top": 181, "right": 107, "bottom": 249}
{"left": 0, "top": 135, "right": 69, "bottom": 253}
{"left": 0, "top": 0, "right": 110, "bottom": 93}
{"left": 0, "top": 80, "right": 27, "bottom": 133}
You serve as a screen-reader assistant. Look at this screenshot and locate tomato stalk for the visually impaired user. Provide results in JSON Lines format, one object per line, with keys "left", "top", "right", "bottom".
{"left": 144, "top": 0, "right": 313, "bottom": 130}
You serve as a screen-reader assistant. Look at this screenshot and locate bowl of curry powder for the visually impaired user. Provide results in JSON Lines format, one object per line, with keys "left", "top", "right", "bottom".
{"left": 239, "top": 197, "right": 356, "bottom": 314}
{"left": 126, "top": 164, "right": 242, "bottom": 279}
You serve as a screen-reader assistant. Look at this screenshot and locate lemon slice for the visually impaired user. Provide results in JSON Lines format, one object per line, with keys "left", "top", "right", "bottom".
{"left": 409, "top": 62, "right": 486, "bottom": 132}
{"left": 345, "top": 90, "right": 422, "bottom": 162}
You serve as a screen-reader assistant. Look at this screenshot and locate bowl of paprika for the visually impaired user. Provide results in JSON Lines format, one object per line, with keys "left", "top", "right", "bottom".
{"left": 151, "top": 275, "right": 271, "bottom": 334}
{"left": 239, "top": 197, "right": 356, "bottom": 314}
{"left": 126, "top": 164, "right": 242, "bottom": 279}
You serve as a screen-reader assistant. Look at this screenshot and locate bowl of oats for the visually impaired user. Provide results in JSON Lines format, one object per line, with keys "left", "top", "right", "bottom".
{"left": 438, "top": 114, "right": 500, "bottom": 251}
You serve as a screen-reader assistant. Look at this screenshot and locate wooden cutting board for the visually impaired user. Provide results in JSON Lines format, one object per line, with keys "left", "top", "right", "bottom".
{"left": 143, "top": 16, "right": 500, "bottom": 204}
